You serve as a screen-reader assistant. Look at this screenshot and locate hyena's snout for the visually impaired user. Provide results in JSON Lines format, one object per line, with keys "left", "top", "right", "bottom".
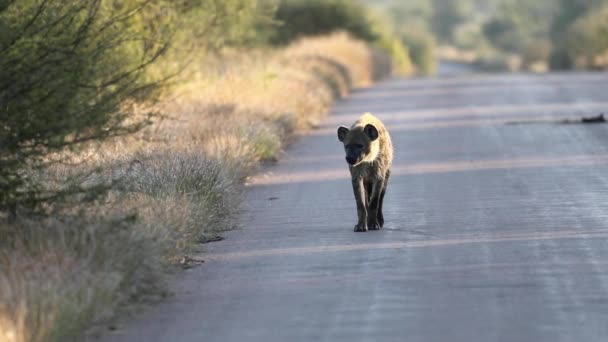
{"left": 345, "top": 155, "right": 357, "bottom": 165}
{"left": 344, "top": 144, "right": 364, "bottom": 166}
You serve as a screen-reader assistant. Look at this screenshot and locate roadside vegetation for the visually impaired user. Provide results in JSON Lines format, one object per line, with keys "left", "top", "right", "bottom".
{"left": 366, "top": 0, "right": 608, "bottom": 72}
{"left": 0, "top": 0, "right": 407, "bottom": 341}
{"left": 4, "top": 0, "right": 606, "bottom": 340}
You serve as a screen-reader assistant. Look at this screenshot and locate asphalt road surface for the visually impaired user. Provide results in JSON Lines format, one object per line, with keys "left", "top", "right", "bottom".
{"left": 103, "top": 71, "right": 608, "bottom": 342}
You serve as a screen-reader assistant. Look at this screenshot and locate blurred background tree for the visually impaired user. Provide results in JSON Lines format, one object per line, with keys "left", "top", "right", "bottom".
{"left": 563, "top": 5, "right": 608, "bottom": 69}
{"left": 270, "top": 0, "right": 376, "bottom": 44}
{"left": 366, "top": 0, "right": 437, "bottom": 74}
{"left": 366, "top": 0, "right": 608, "bottom": 71}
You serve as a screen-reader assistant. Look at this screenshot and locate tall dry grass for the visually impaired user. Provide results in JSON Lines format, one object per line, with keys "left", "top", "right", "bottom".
{"left": 157, "top": 32, "right": 390, "bottom": 161}
{"left": 0, "top": 32, "right": 391, "bottom": 342}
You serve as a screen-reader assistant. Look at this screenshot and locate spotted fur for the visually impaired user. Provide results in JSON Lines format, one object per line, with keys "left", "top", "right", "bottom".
{"left": 337, "top": 113, "right": 393, "bottom": 232}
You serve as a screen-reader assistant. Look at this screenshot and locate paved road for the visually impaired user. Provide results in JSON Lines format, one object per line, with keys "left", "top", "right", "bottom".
{"left": 104, "top": 71, "right": 608, "bottom": 342}
{"left": 437, "top": 61, "right": 477, "bottom": 76}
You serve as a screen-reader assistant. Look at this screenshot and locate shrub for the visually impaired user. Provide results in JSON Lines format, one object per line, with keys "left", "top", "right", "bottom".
{"left": 0, "top": 150, "right": 241, "bottom": 342}
{"left": 522, "top": 39, "right": 552, "bottom": 65}
{"left": 271, "top": 0, "right": 376, "bottom": 44}
{"left": 0, "top": 205, "right": 167, "bottom": 342}
{"left": 119, "top": 151, "right": 241, "bottom": 245}
{"left": 367, "top": 11, "right": 414, "bottom": 76}
{"left": 402, "top": 29, "right": 437, "bottom": 75}
{"left": 0, "top": 0, "right": 279, "bottom": 215}
{"left": 563, "top": 6, "right": 608, "bottom": 70}
{"left": 0, "top": 0, "right": 166, "bottom": 213}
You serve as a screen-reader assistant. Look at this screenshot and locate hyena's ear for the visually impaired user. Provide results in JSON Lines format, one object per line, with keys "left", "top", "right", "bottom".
{"left": 337, "top": 126, "right": 350, "bottom": 142}
{"left": 364, "top": 124, "right": 379, "bottom": 141}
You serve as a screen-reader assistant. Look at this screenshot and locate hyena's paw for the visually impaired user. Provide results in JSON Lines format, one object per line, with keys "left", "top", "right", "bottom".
{"left": 354, "top": 222, "right": 368, "bottom": 232}
{"left": 368, "top": 219, "right": 382, "bottom": 231}
{"left": 377, "top": 213, "right": 384, "bottom": 228}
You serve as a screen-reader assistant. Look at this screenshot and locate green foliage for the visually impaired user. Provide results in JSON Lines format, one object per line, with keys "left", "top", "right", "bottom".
{"left": 478, "top": 0, "right": 608, "bottom": 70}
{"left": 370, "top": 0, "right": 608, "bottom": 71}
{"left": 269, "top": 0, "right": 413, "bottom": 75}
{"left": 158, "top": 0, "right": 278, "bottom": 51}
{"left": 385, "top": 37, "right": 414, "bottom": 75}
{"left": 366, "top": 1, "right": 436, "bottom": 74}
{"left": 549, "top": 0, "right": 608, "bottom": 69}
{"left": 271, "top": 0, "right": 377, "bottom": 44}
{"left": 0, "top": 0, "right": 280, "bottom": 214}
{"left": 522, "top": 39, "right": 552, "bottom": 65}
{"left": 431, "top": 0, "right": 474, "bottom": 45}
{"left": 402, "top": 30, "right": 437, "bottom": 75}
{"left": 0, "top": 0, "right": 167, "bottom": 212}
{"left": 451, "top": 23, "right": 486, "bottom": 51}
{"left": 550, "top": 0, "right": 600, "bottom": 39}
{"left": 366, "top": 10, "right": 413, "bottom": 75}
{"left": 483, "top": 18, "right": 521, "bottom": 52}
{"left": 563, "top": 6, "right": 608, "bottom": 69}
{"left": 482, "top": 0, "right": 555, "bottom": 55}
{"left": 388, "top": 0, "right": 433, "bottom": 31}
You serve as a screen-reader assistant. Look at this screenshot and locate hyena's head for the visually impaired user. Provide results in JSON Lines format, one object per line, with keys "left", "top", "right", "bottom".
{"left": 337, "top": 124, "right": 379, "bottom": 166}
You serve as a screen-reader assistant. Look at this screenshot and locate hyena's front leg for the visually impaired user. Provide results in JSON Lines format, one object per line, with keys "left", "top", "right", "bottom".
{"left": 377, "top": 170, "right": 390, "bottom": 228}
{"left": 352, "top": 177, "right": 368, "bottom": 232}
{"left": 367, "top": 179, "right": 384, "bottom": 230}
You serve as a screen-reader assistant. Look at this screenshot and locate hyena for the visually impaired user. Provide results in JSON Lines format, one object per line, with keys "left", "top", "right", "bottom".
{"left": 337, "top": 113, "right": 393, "bottom": 232}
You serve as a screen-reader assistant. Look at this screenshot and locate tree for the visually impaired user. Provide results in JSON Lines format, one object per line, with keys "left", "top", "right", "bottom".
{"left": 0, "top": 0, "right": 167, "bottom": 213}
{"left": 482, "top": 0, "right": 555, "bottom": 53}
{"left": 270, "top": 0, "right": 377, "bottom": 44}
{"left": 431, "top": 0, "right": 474, "bottom": 44}
{"left": 550, "top": 0, "right": 608, "bottom": 68}
{"left": 563, "top": 5, "right": 608, "bottom": 69}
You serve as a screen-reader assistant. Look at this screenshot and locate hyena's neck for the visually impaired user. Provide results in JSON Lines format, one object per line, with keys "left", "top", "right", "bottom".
{"left": 350, "top": 160, "right": 375, "bottom": 178}
{"left": 362, "top": 143, "right": 380, "bottom": 163}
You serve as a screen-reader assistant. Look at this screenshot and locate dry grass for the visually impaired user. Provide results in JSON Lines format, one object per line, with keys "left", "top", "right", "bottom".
{"left": 0, "top": 151, "right": 240, "bottom": 342}
{"left": 0, "top": 215, "right": 164, "bottom": 342}
{"left": 157, "top": 32, "right": 391, "bottom": 158}
{"left": 0, "top": 32, "right": 391, "bottom": 342}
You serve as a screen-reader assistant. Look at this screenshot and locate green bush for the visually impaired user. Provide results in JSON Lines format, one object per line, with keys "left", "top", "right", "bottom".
{"left": 367, "top": 11, "right": 414, "bottom": 75}
{"left": 365, "top": 1, "right": 435, "bottom": 74}
{"left": 156, "top": 0, "right": 278, "bottom": 51}
{"left": 563, "top": 6, "right": 608, "bottom": 69}
{"left": 483, "top": 18, "right": 518, "bottom": 52}
{"left": 385, "top": 38, "right": 414, "bottom": 75}
{"left": 549, "top": 46, "right": 575, "bottom": 70}
{"left": 271, "top": 0, "right": 377, "bottom": 44}
{"left": 0, "top": 0, "right": 277, "bottom": 214}
{"left": 522, "top": 39, "right": 552, "bottom": 66}
{"left": 0, "top": 0, "right": 167, "bottom": 213}
{"left": 402, "top": 30, "right": 437, "bottom": 75}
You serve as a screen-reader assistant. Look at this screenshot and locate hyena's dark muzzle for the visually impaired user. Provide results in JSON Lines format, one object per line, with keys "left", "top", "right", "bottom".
{"left": 344, "top": 144, "right": 364, "bottom": 165}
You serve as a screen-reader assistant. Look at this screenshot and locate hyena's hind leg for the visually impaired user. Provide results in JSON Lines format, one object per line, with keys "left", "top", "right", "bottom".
{"left": 377, "top": 170, "right": 390, "bottom": 228}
